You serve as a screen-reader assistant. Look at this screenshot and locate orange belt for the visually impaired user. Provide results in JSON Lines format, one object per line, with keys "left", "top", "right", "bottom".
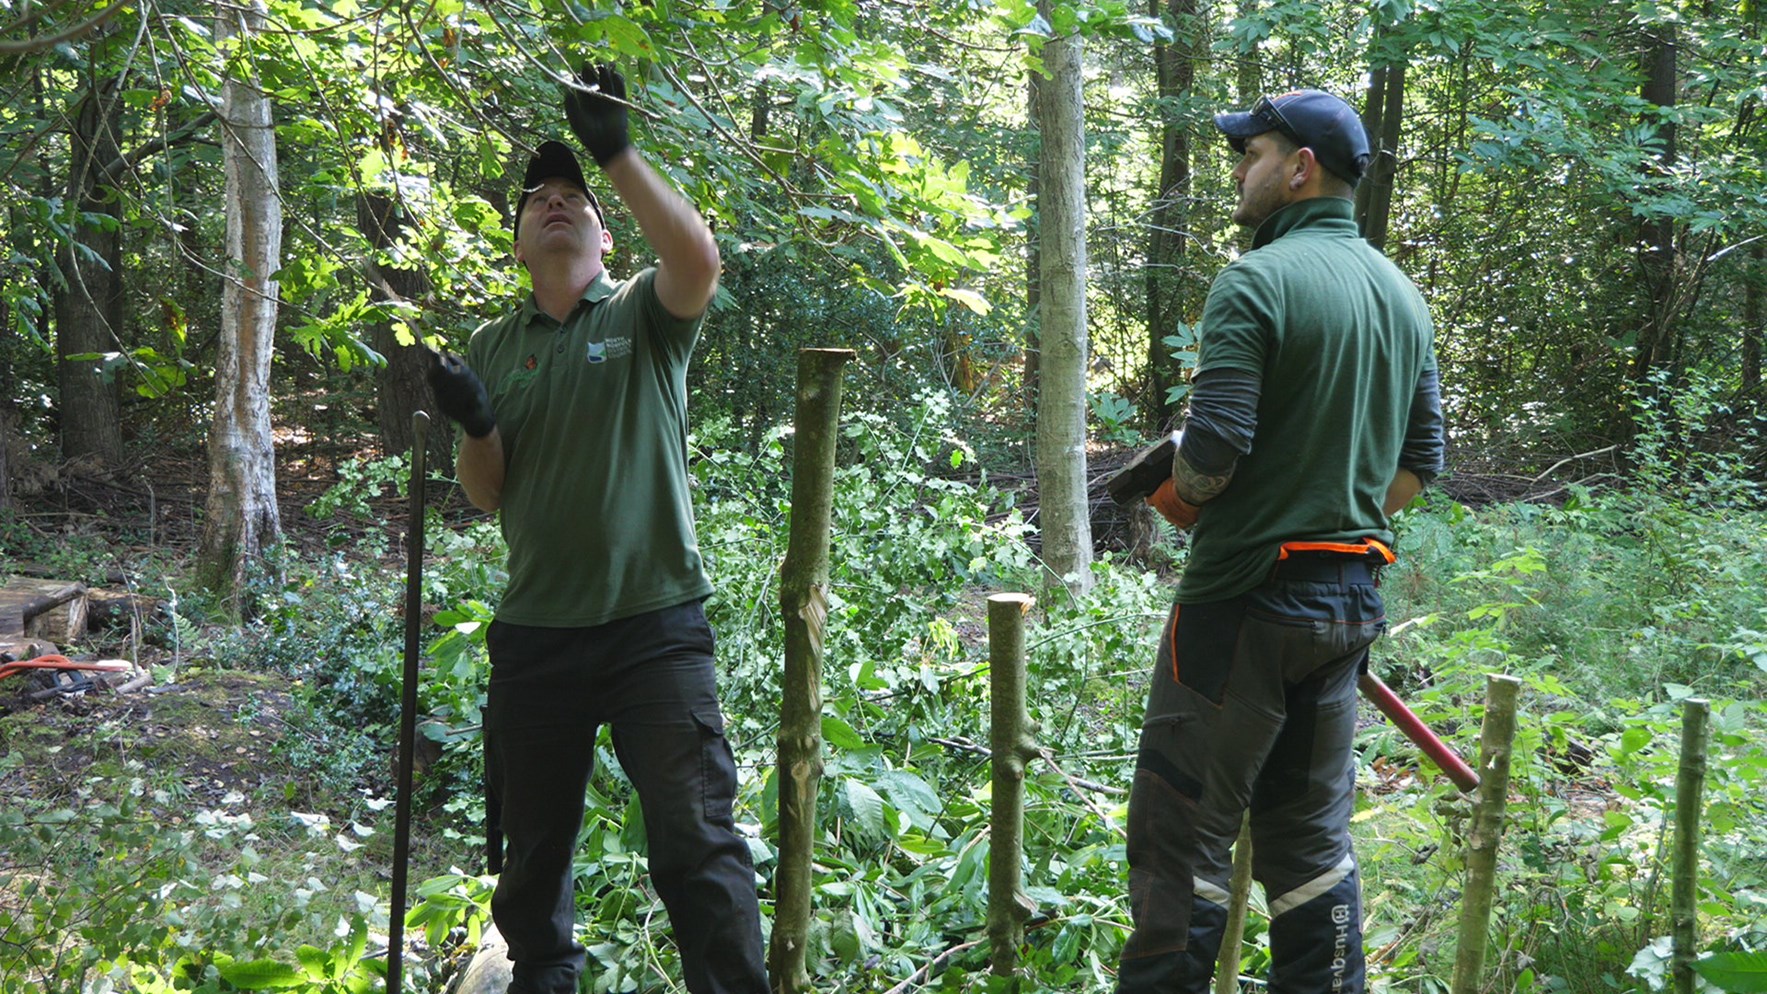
{"left": 1275, "top": 538, "right": 1395, "bottom": 563}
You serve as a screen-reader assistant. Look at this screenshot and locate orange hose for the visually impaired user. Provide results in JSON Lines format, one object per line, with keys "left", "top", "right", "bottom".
{"left": 0, "top": 654, "right": 133, "bottom": 683}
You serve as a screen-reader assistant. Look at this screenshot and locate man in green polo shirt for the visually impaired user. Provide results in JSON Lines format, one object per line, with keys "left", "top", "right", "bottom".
{"left": 427, "top": 64, "right": 768, "bottom": 994}
{"left": 1119, "top": 90, "right": 1445, "bottom": 993}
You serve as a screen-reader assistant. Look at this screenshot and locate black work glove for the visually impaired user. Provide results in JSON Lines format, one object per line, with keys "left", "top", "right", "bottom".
{"left": 427, "top": 350, "right": 497, "bottom": 439}
{"left": 564, "top": 63, "right": 631, "bottom": 168}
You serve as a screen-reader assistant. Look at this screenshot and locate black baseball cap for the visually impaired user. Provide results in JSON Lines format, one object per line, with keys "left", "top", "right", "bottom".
{"left": 1214, "top": 90, "right": 1371, "bottom": 186}
{"left": 512, "top": 140, "right": 604, "bottom": 236}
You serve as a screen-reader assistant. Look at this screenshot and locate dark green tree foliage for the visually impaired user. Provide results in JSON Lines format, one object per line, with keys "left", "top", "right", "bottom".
{"left": 0, "top": 0, "right": 1761, "bottom": 488}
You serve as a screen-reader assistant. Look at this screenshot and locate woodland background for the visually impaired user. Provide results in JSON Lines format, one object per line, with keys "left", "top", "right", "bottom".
{"left": 1, "top": 0, "right": 1765, "bottom": 992}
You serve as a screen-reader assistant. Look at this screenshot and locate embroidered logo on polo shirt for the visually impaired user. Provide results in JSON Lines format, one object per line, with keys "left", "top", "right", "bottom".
{"left": 585, "top": 336, "right": 633, "bottom": 365}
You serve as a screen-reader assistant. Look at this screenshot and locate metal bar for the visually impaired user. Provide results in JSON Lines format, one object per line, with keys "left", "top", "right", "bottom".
{"left": 1359, "top": 670, "right": 1480, "bottom": 792}
{"left": 387, "top": 411, "right": 429, "bottom": 994}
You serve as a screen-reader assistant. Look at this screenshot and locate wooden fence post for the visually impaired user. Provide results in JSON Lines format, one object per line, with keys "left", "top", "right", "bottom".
{"left": 1450, "top": 673, "right": 1522, "bottom": 994}
{"left": 988, "top": 592, "right": 1038, "bottom": 977}
{"left": 770, "top": 348, "right": 856, "bottom": 994}
{"left": 1671, "top": 698, "right": 1711, "bottom": 994}
{"left": 1214, "top": 816, "right": 1254, "bottom": 994}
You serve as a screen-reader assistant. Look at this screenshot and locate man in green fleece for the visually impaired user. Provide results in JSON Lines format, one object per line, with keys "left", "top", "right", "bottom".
{"left": 427, "top": 64, "right": 767, "bottom": 994}
{"left": 1120, "top": 89, "right": 1445, "bottom": 993}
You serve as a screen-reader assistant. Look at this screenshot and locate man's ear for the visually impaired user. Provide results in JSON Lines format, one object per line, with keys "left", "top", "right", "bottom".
{"left": 1291, "top": 147, "right": 1318, "bottom": 189}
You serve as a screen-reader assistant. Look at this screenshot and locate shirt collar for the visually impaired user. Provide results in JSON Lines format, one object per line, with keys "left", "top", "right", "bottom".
{"left": 517, "top": 270, "right": 620, "bottom": 328}
{"left": 1250, "top": 196, "right": 1357, "bottom": 250}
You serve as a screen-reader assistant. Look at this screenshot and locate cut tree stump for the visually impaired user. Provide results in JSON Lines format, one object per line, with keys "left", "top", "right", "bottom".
{"left": 86, "top": 589, "right": 165, "bottom": 630}
{"left": 444, "top": 924, "right": 512, "bottom": 994}
{"left": 0, "top": 578, "right": 89, "bottom": 642}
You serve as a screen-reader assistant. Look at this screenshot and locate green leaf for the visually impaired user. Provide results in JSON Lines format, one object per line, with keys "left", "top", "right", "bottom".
{"left": 1695, "top": 951, "right": 1767, "bottom": 992}
{"left": 821, "top": 715, "right": 866, "bottom": 750}
{"left": 295, "top": 945, "right": 330, "bottom": 980}
{"left": 875, "top": 770, "right": 941, "bottom": 828}
{"left": 896, "top": 831, "right": 949, "bottom": 857}
{"left": 842, "top": 779, "right": 887, "bottom": 838}
{"left": 215, "top": 958, "right": 305, "bottom": 989}
{"left": 936, "top": 286, "right": 992, "bottom": 315}
{"left": 1619, "top": 727, "right": 1652, "bottom": 755}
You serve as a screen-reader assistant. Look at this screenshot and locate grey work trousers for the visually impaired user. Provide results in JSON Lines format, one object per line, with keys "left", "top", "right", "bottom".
{"left": 1117, "top": 556, "right": 1386, "bottom": 994}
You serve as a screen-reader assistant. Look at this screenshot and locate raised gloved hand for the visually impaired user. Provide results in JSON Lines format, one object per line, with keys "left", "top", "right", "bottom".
{"left": 564, "top": 63, "right": 631, "bottom": 168}
{"left": 427, "top": 350, "right": 497, "bottom": 439}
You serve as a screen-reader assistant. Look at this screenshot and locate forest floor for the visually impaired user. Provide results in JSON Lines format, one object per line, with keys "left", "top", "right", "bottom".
{"left": 0, "top": 440, "right": 1676, "bottom": 992}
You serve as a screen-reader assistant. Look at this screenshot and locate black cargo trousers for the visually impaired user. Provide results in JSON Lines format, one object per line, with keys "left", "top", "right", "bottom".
{"left": 1117, "top": 551, "right": 1387, "bottom": 994}
{"left": 482, "top": 600, "right": 769, "bottom": 994}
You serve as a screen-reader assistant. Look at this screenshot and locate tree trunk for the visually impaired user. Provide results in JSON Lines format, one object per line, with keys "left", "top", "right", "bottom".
{"left": 358, "top": 191, "right": 449, "bottom": 472}
{"left": 770, "top": 349, "right": 855, "bottom": 994}
{"left": 1236, "top": 0, "right": 1260, "bottom": 105}
{"left": 55, "top": 74, "right": 126, "bottom": 469}
{"left": 1232, "top": 1, "right": 1262, "bottom": 255}
{"left": 1355, "top": 32, "right": 1407, "bottom": 251}
{"left": 1024, "top": 74, "right": 1042, "bottom": 420}
{"left": 1630, "top": 23, "right": 1678, "bottom": 386}
{"left": 196, "top": 0, "right": 283, "bottom": 611}
{"left": 0, "top": 294, "right": 13, "bottom": 511}
{"left": 1032, "top": 4, "right": 1094, "bottom": 593}
{"left": 1145, "top": 0, "right": 1197, "bottom": 429}
{"left": 1744, "top": 243, "right": 1762, "bottom": 394}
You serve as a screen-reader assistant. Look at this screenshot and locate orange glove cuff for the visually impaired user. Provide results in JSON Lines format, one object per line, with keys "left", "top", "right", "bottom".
{"left": 1147, "top": 478, "right": 1200, "bottom": 530}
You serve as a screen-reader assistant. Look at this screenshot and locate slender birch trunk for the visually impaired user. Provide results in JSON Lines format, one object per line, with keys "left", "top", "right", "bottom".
{"left": 196, "top": 0, "right": 283, "bottom": 610}
{"left": 1032, "top": 1, "right": 1093, "bottom": 594}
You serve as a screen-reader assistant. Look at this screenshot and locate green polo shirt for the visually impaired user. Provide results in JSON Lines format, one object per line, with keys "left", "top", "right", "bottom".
{"left": 1178, "top": 197, "right": 1437, "bottom": 603}
{"left": 467, "top": 268, "right": 711, "bottom": 627}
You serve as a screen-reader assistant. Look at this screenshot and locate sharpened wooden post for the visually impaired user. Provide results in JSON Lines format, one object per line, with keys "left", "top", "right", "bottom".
{"left": 770, "top": 348, "right": 855, "bottom": 994}
{"left": 1214, "top": 815, "right": 1254, "bottom": 994}
{"left": 988, "top": 593, "right": 1038, "bottom": 977}
{"left": 1451, "top": 674, "right": 1521, "bottom": 994}
{"left": 1671, "top": 698, "right": 1710, "bottom": 994}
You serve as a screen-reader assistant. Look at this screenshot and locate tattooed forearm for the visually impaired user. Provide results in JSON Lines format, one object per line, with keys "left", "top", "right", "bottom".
{"left": 1172, "top": 452, "right": 1233, "bottom": 506}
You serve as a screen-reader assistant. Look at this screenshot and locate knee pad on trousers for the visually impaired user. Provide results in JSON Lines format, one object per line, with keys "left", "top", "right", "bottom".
{"left": 1116, "top": 891, "right": 1229, "bottom": 994}
{"left": 1268, "top": 865, "right": 1364, "bottom": 993}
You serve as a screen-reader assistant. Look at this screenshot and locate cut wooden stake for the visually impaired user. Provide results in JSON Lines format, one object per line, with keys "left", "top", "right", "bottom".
{"left": 1671, "top": 698, "right": 1710, "bottom": 994}
{"left": 770, "top": 349, "right": 855, "bottom": 994}
{"left": 988, "top": 592, "right": 1037, "bottom": 977}
{"left": 1450, "top": 673, "right": 1521, "bottom": 994}
{"left": 1215, "top": 815, "right": 1254, "bottom": 994}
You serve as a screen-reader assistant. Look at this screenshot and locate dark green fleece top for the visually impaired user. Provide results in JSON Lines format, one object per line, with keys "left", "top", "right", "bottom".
{"left": 1178, "top": 197, "right": 1439, "bottom": 602}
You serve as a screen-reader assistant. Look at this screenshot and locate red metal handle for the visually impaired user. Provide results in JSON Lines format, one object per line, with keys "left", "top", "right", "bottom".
{"left": 1359, "top": 671, "right": 1480, "bottom": 793}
